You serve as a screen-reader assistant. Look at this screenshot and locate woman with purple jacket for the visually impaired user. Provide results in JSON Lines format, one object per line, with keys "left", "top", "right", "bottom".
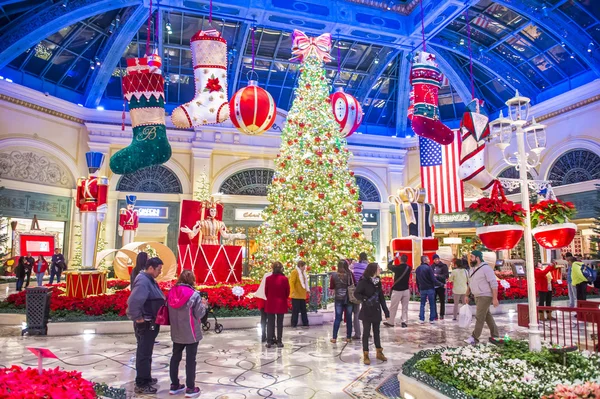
{"left": 167, "top": 270, "right": 208, "bottom": 398}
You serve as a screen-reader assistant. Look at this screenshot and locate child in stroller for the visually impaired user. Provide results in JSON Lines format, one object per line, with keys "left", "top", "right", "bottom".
{"left": 199, "top": 291, "right": 224, "bottom": 334}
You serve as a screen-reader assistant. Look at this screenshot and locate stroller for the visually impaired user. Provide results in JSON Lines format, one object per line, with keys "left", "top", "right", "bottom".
{"left": 199, "top": 291, "right": 223, "bottom": 334}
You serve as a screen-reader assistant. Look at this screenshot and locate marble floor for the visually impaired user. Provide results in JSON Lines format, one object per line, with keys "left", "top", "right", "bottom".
{"left": 0, "top": 305, "right": 529, "bottom": 399}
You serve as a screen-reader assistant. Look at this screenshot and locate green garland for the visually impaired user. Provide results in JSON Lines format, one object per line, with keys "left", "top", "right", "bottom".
{"left": 94, "top": 383, "right": 126, "bottom": 399}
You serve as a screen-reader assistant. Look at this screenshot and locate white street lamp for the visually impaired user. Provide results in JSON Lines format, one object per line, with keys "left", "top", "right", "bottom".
{"left": 490, "top": 90, "right": 547, "bottom": 352}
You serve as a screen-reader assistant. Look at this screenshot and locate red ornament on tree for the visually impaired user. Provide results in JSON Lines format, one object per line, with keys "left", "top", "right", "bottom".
{"left": 330, "top": 87, "right": 363, "bottom": 137}
{"left": 318, "top": 193, "right": 325, "bottom": 199}
{"left": 230, "top": 80, "right": 276, "bottom": 136}
{"left": 320, "top": 260, "right": 327, "bottom": 266}
{"left": 296, "top": 238, "right": 304, "bottom": 245}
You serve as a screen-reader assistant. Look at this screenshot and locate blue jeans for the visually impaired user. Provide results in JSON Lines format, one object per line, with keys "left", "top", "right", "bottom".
{"left": 36, "top": 273, "right": 44, "bottom": 287}
{"left": 333, "top": 301, "right": 354, "bottom": 339}
{"left": 567, "top": 282, "right": 576, "bottom": 308}
{"left": 16, "top": 278, "right": 24, "bottom": 291}
{"left": 420, "top": 289, "right": 437, "bottom": 321}
{"left": 49, "top": 268, "right": 61, "bottom": 284}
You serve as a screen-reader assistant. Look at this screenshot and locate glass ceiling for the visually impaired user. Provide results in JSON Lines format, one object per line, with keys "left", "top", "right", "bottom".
{"left": 0, "top": 0, "right": 598, "bottom": 135}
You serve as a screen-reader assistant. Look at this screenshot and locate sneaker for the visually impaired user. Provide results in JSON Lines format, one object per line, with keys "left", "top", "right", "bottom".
{"left": 401, "top": 322, "right": 407, "bottom": 328}
{"left": 330, "top": 338, "right": 337, "bottom": 343}
{"left": 151, "top": 378, "right": 158, "bottom": 385}
{"left": 440, "top": 316, "right": 444, "bottom": 320}
{"left": 352, "top": 335, "right": 361, "bottom": 340}
{"left": 170, "top": 384, "right": 185, "bottom": 395}
{"left": 383, "top": 322, "right": 395, "bottom": 327}
{"left": 266, "top": 343, "right": 272, "bottom": 348}
{"left": 419, "top": 320, "right": 425, "bottom": 324}
{"left": 464, "top": 336, "right": 477, "bottom": 345}
{"left": 261, "top": 336, "right": 267, "bottom": 343}
{"left": 453, "top": 318, "right": 457, "bottom": 321}
{"left": 276, "top": 342, "right": 284, "bottom": 348}
{"left": 430, "top": 320, "right": 436, "bottom": 324}
{"left": 185, "top": 387, "right": 201, "bottom": 398}
{"left": 135, "top": 385, "right": 158, "bottom": 395}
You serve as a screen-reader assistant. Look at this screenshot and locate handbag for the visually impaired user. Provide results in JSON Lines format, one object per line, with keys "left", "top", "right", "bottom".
{"left": 155, "top": 294, "right": 170, "bottom": 326}
{"left": 347, "top": 274, "right": 361, "bottom": 305}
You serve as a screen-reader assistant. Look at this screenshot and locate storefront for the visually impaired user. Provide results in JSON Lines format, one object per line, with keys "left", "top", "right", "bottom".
{"left": 113, "top": 200, "right": 181, "bottom": 255}
{"left": 222, "top": 204, "right": 381, "bottom": 268}
{"left": 0, "top": 188, "right": 72, "bottom": 258}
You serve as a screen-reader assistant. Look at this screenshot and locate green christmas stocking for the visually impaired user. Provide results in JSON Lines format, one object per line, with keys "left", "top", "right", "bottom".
{"left": 110, "top": 57, "right": 172, "bottom": 175}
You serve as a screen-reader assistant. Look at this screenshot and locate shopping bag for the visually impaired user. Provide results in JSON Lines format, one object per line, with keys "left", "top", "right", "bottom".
{"left": 458, "top": 304, "right": 472, "bottom": 328}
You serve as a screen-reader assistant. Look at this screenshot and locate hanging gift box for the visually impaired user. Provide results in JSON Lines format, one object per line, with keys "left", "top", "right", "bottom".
{"left": 532, "top": 222, "right": 577, "bottom": 250}
{"left": 476, "top": 224, "right": 524, "bottom": 251}
{"left": 389, "top": 187, "right": 435, "bottom": 238}
{"left": 391, "top": 237, "right": 439, "bottom": 267}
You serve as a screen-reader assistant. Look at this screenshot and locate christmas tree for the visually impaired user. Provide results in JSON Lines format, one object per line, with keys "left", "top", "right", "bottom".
{"left": 252, "top": 34, "right": 372, "bottom": 277}
{"left": 193, "top": 171, "right": 211, "bottom": 202}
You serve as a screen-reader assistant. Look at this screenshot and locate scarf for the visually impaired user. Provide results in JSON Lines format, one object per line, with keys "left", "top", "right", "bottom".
{"left": 371, "top": 276, "right": 380, "bottom": 286}
{"left": 254, "top": 272, "right": 272, "bottom": 301}
{"left": 297, "top": 266, "right": 309, "bottom": 291}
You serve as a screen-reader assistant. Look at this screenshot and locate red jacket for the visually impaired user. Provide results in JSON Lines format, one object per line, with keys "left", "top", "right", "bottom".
{"left": 265, "top": 273, "right": 290, "bottom": 314}
{"left": 535, "top": 265, "right": 556, "bottom": 292}
{"left": 33, "top": 260, "right": 48, "bottom": 274}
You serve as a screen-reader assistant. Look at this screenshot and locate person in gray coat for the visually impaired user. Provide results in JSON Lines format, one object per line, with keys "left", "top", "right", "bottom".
{"left": 126, "top": 257, "right": 165, "bottom": 395}
{"left": 167, "top": 270, "right": 207, "bottom": 398}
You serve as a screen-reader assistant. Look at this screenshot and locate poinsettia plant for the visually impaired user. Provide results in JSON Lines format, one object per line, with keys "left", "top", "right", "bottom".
{"left": 530, "top": 199, "right": 576, "bottom": 228}
{"left": 0, "top": 365, "right": 97, "bottom": 399}
{"left": 467, "top": 197, "right": 526, "bottom": 226}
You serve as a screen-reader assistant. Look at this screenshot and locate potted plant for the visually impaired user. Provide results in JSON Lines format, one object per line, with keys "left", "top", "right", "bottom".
{"left": 531, "top": 199, "right": 577, "bottom": 249}
{"left": 467, "top": 182, "right": 526, "bottom": 251}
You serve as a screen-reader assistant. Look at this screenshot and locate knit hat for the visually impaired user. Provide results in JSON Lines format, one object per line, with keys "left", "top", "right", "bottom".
{"left": 432, "top": 254, "right": 440, "bottom": 260}
{"left": 471, "top": 250, "right": 483, "bottom": 260}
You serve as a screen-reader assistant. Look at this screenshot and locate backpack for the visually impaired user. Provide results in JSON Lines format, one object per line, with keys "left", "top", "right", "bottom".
{"left": 582, "top": 265, "right": 597, "bottom": 284}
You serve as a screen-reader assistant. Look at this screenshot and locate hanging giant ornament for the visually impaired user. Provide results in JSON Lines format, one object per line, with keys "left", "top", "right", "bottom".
{"left": 147, "top": 49, "right": 162, "bottom": 74}
{"left": 330, "top": 87, "right": 363, "bottom": 138}
{"left": 230, "top": 80, "right": 276, "bottom": 136}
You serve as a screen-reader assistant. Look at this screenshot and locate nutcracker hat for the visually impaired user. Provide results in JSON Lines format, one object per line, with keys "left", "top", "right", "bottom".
{"left": 126, "top": 195, "right": 137, "bottom": 206}
{"left": 85, "top": 151, "right": 105, "bottom": 174}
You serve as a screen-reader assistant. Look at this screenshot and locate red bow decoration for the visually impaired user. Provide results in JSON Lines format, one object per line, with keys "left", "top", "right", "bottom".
{"left": 291, "top": 30, "right": 333, "bottom": 63}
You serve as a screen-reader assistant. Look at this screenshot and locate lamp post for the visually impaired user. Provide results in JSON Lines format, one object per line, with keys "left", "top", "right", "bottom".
{"left": 490, "top": 90, "right": 546, "bottom": 352}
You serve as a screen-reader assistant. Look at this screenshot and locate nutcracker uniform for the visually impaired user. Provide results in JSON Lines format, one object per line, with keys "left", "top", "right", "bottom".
{"left": 76, "top": 152, "right": 108, "bottom": 268}
{"left": 118, "top": 195, "right": 139, "bottom": 246}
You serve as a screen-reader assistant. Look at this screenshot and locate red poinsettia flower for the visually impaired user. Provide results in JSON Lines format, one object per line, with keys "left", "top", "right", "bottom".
{"left": 204, "top": 75, "right": 222, "bottom": 93}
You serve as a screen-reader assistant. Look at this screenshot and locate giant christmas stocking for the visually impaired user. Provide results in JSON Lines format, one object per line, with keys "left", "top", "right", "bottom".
{"left": 110, "top": 57, "right": 172, "bottom": 175}
{"left": 459, "top": 98, "right": 496, "bottom": 191}
{"left": 171, "top": 29, "right": 230, "bottom": 128}
{"left": 410, "top": 51, "right": 454, "bottom": 145}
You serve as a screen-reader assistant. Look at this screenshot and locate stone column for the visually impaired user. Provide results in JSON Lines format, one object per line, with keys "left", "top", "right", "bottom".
{"left": 380, "top": 203, "right": 391, "bottom": 264}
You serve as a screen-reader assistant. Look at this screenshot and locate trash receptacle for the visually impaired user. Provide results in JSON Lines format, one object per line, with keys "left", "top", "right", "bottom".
{"left": 25, "top": 287, "right": 51, "bottom": 335}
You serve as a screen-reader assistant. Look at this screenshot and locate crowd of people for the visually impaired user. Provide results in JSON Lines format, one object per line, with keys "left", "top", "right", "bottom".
{"left": 122, "top": 249, "right": 598, "bottom": 396}
{"left": 13, "top": 248, "right": 67, "bottom": 291}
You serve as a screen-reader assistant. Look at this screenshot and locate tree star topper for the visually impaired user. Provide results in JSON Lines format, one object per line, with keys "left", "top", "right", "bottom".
{"left": 291, "top": 30, "right": 333, "bottom": 63}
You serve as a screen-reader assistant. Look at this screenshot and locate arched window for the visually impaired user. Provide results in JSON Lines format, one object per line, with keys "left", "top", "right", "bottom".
{"left": 219, "top": 168, "right": 275, "bottom": 196}
{"left": 497, "top": 166, "right": 535, "bottom": 194}
{"left": 116, "top": 165, "right": 182, "bottom": 193}
{"left": 548, "top": 149, "right": 600, "bottom": 186}
{"left": 356, "top": 176, "right": 381, "bottom": 202}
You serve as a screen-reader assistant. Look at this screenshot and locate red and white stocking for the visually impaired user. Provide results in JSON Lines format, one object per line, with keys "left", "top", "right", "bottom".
{"left": 171, "top": 29, "right": 230, "bottom": 128}
{"left": 459, "top": 99, "right": 496, "bottom": 190}
{"left": 410, "top": 51, "right": 454, "bottom": 145}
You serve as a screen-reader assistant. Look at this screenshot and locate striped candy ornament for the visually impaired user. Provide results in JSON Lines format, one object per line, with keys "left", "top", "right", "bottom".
{"left": 229, "top": 80, "right": 276, "bottom": 136}
{"left": 330, "top": 87, "right": 363, "bottom": 138}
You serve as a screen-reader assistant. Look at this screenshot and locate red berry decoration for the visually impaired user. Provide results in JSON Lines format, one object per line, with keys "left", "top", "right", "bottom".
{"left": 350, "top": 188, "right": 356, "bottom": 195}
{"left": 357, "top": 200, "right": 363, "bottom": 205}
{"left": 300, "top": 251, "right": 305, "bottom": 257}
{"left": 314, "top": 137, "right": 321, "bottom": 143}
{"left": 318, "top": 193, "right": 325, "bottom": 199}
{"left": 320, "top": 260, "right": 327, "bottom": 266}
{"left": 339, "top": 226, "right": 344, "bottom": 231}
{"left": 328, "top": 173, "right": 333, "bottom": 178}
{"left": 304, "top": 185, "right": 309, "bottom": 190}
{"left": 341, "top": 210, "right": 348, "bottom": 216}
{"left": 297, "top": 238, "right": 304, "bottom": 245}
{"left": 305, "top": 159, "right": 311, "bottom": 165}
{"left": 299, "top": 176, "right": 304, "bottom": 181}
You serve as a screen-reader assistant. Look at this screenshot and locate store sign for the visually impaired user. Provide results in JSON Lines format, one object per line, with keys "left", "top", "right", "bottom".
{"left": 137, "top": 207, "right": 169, "bottom": 219}
{"left": 362, "top": 212, "right": 378, "bottom": 226}
{"left": 235, "top": 209, "right": 264, "bottom": 221}
{"left": 433, "top": 213, "right": 470, "bottom": 224}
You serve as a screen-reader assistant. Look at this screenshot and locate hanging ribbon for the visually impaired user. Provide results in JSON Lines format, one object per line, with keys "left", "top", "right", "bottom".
{"left": 336, "top": 32, "right": 341, "bottom": 79}
{"left": 491, "top": 180, "right": 507, "bottom": 202}
{"left": 121, "top": 100, "right": 126, "bottom": 131}
{"left": 251, "top": 24, "right": 256, "bottom": 72}
{"left": 419, "top": 0, "right": 426, "bottom": 51}
{"left": 290, "top": 30, "right": 333, "bottom": 63}
{"left": 146, "top": 0, "right": 153, "bottom": 56}
{"left": 464, "top": 9, "right": 475, "bottom": 100}
{"left": 209, "top": 0, "right": 213, "bottom": 26}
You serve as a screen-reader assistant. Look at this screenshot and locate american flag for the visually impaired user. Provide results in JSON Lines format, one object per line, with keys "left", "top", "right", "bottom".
{"left": 471, "top": 4, "right": 503, "bottom": 30}
{"left": 419, "top": 131, "right": 464, "bottom": 214}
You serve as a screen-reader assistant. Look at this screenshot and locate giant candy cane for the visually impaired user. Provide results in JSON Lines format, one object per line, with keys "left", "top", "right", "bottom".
{"left": 458, "top": 99, "right": 497, "bottom": 191}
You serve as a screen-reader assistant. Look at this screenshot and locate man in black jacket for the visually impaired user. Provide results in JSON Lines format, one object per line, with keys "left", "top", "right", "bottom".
{"left": 126, "top": 257, "right": 165, "bottom": 395}
{"left": 432, "top": 254, "right": 449, "bottom": 320}
{"left": 23, "top": 252, "right": 34, "bottom": 288}
{"left": 50, "top": 248, "right": 66, "bottom": 284}
{"left": 416, "top": 256, "right": 438, "bottom": 324}
{"left": 384, "top": 254, "right": 412, "bottom": 328}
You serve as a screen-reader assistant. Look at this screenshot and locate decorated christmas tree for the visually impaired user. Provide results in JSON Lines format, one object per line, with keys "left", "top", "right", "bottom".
{"left": 193, "top": 171, "right": 211, "bottom": 202}
{"left": 591, "top": 183, "right": 600, "bottom": 258}
{"left": 251, "top": 31, "right": 372, "bottom": 277}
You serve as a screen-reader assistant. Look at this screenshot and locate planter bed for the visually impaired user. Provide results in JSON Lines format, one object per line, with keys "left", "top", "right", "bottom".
{"left": 402, "top": 340, "right": 600, "bottom": 399}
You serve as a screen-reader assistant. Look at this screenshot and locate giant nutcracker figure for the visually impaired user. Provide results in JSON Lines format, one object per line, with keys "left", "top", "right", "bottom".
{"left": 76, "top": 152, "right": 108, "bottom": 268}
{"left": 118, "top": 195, "right": 139, "bottom": 246}
{"left": 180, "top": 198, "right": 245, "bottom": 245}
